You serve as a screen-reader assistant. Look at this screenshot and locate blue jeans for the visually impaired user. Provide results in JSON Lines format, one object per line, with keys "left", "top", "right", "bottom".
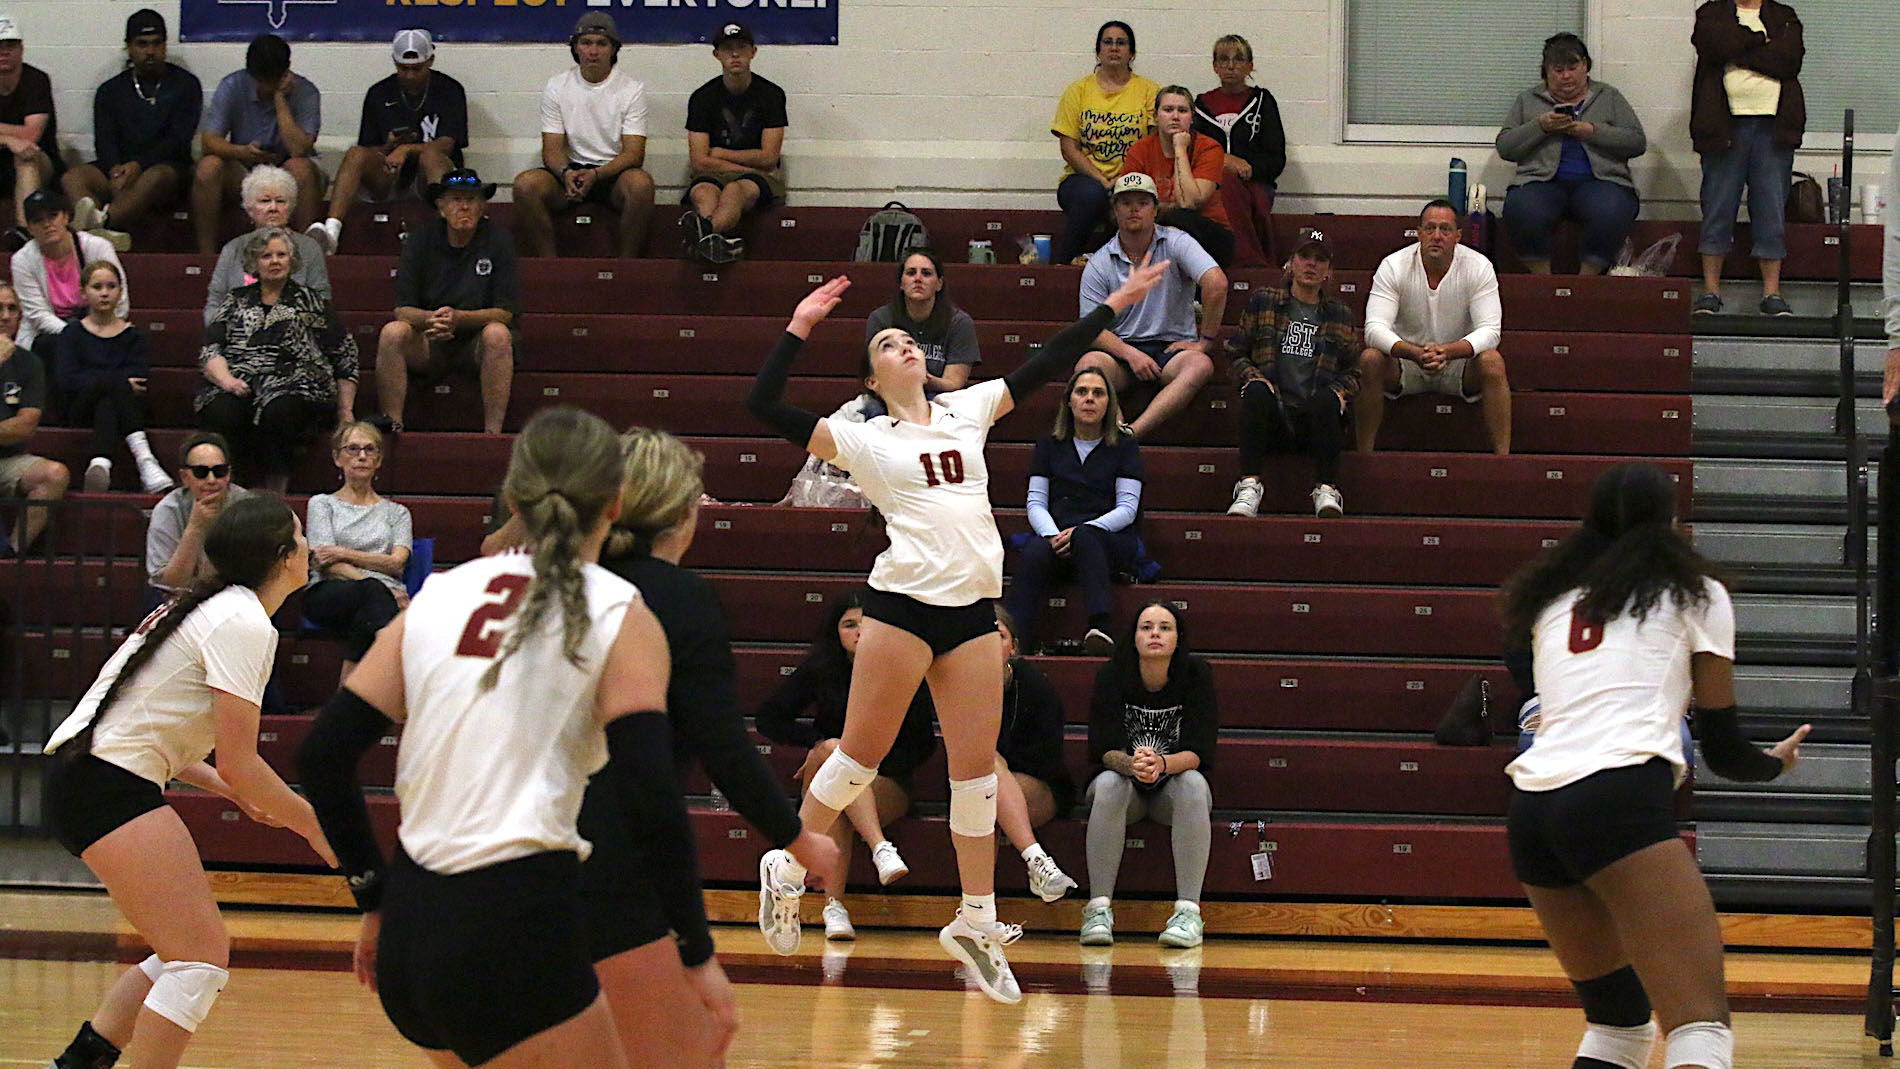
{"left": 1502, "top": 177, "right": 1640, "bottom": 268}
{"left": 1698, "top": 114, "right": 1794, "bottom": 261}
{"left": 1056, "top": 172, "right": 1112, "bottom": 263}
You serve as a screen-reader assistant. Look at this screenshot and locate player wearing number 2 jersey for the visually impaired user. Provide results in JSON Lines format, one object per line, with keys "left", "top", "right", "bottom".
{"left": 1499, "top": 462, "right": 1810, "bottom": 1069}
{"left": 298, "top": 408, "right": 717, "bottom": 1067}
{"left": 745, "top": 258, "right": 1170, "bottom": 1003}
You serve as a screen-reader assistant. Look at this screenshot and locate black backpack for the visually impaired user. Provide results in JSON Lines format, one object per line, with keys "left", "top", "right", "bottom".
{"left": 854, "top": 201, "right": 929, "bottom": 262}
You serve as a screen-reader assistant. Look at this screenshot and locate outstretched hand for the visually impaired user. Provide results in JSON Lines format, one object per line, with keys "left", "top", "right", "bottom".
{"left": 1766, "top": 722, "right": 1811, "bottom": 774}
{"left": 1103, "top": 252, "right": 1171, "bottom": 314}
{"left": 790, "top": 276, "right": 852, "bottom": 337}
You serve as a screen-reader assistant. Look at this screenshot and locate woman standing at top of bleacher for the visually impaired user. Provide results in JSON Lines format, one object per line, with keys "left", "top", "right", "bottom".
{"left": 746, "top": 256, "right": 1169, "bottom": 1004}
{"left": 1501, "top": 462, "right": 1809, "bottom": 1069}
{"left": 1051, "top": 20, "right": 1160, "bottom": 265}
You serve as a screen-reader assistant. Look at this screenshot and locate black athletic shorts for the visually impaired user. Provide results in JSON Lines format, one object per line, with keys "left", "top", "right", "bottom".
{"left": 377, "top": 846, "right": 600, "bottom": 1065}
{"left": 1507, "top": 757, "right": 1681, "bottom": 888}
{"left": 44, "top": 752, "right": 166, "bottom": 857}
{"left": 575, "top": 767, "right": 673, "bottom": 961}
{"left": 860, "top": 588, "right": 999, "bottom": 657}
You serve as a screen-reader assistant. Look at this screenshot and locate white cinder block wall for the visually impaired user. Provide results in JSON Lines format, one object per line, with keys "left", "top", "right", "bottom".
{"left": 16, "top": 0, "right": 1880, "bottom": 219}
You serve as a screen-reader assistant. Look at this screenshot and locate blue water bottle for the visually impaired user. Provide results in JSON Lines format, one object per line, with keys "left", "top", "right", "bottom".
{"left": 1447, "top": 158, "right": 1468, "bottom": 215}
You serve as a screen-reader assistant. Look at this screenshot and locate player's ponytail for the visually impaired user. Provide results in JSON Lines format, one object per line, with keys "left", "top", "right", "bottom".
{"left": 480, "top": 408, "right": 624, "bottom": 690}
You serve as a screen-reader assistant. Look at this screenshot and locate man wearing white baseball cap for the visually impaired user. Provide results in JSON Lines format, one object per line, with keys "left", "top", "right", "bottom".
{"left": 0, "top": 12, "right": 62, "bottom": 237}
{"left": 308, "top": 29, "right": 467, "bottom": 254}
{"left": 1073, "top": 171, "right": 1226, "bottom": 440}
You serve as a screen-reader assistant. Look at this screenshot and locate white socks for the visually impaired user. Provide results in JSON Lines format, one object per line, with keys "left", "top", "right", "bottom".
{"left": 960, "top": 893, "right": 997, "bottom": 926}
{"left": 1022, "top": 842, "right": 1049, "bottom": 864}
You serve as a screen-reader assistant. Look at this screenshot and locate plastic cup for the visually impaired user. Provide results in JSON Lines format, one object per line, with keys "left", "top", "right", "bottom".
{"left": 1864, "top": 183, "right": 1884, "bottom": 224}
{"left": 1032, "top": 234, "right": 1052, "bottom": 264}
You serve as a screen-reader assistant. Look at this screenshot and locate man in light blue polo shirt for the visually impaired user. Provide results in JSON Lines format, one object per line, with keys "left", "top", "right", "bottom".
{"left": 1077, "top": 171, "right": 1226, "bottom": 439}
{"left": 191, "top": 33, "right": 323, "bottom": 253}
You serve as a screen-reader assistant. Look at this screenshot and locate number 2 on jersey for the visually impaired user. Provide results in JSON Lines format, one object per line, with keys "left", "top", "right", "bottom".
{"left": 1568, "top": 610, "right": 1604, "bottom": 654}
{"left": 455, "top": 574, "right": 531, "bottom": 658}
{"left": 918, "top": 449, "right": 965, "bottom": 487}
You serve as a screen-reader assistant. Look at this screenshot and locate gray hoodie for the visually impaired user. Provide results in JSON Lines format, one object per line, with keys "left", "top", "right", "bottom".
{"left": 1495, "top": 81, "right": 1648, "bottom": 191}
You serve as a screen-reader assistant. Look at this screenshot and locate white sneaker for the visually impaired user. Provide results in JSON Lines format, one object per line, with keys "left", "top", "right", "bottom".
{"left": 306, "top": 218, "right": 341, "bottom": 255}
{"left": 757, "top": 849, "right": 803, "bottom": 956}
{"left": 1082, "top": 628, "right": 1115, "bottom": 657}
{"left": 1026, "top": 852, "right": 1077, "bottom": 902}
{"left": 871, "top": 840, "right": 908, "bottom": 885}
{"left": 137, "top": 461, "right": 176, "bottom": 495}
{"left": 71, "top": 196, "right": 104, "bottom": 231}
{"left": 939, "top": 909, "right": 1023, "bottom": 1004}
{"left": 1079, "top": 899, "right": 1114, "bottom": 946}
{"left": 83, "top": 457, "right": 111, "bottom": 493}
{"left": 822, "top": 898, "right": 856, "bottom": 941}
{"left": 1228, "top": 477, "right": 1263, "bottom": 517}
{"left": 1311, "top": 483, "right": 1344, "bottom": 518}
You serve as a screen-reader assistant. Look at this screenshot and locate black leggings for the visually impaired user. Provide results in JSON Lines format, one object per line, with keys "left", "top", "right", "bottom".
{"left": 198, "top": 391, "right": 335, "bottom": 479}
{"left": 1157, "top": 207, "right": 1237, "bottom": 268}
{"left": 1237, "top": 379, "right": 1342, "bottom": 483}
{"left": 63, "top": 378, "right": 149, "bottom": 459}
{"left": 303, "top": 577, "right": 401, "bottom": 661}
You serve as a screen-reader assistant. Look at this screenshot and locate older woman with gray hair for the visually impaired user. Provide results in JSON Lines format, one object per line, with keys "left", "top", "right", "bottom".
{"left": 202, "top": 164, "right": 331, "bottom": 325}
{"left": 196, "top": 226, "right": 358, "bottom": 490}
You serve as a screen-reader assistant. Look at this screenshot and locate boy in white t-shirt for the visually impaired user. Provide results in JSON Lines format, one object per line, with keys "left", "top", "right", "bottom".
{"left": 509, "top": 12, "right": 655, "bottom": 259}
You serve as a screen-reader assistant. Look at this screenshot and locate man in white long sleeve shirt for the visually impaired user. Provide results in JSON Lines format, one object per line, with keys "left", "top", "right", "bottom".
{"left": 1883, "top": 123, "right": 1900, "bottom": 423}
{"left": 1356, "top": 199, "right": 1511, "bottom": 454}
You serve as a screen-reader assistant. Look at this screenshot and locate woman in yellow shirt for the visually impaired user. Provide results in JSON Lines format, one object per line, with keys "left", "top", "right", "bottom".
{"left": 1051, "top": 21, "right": 1159, "bottom": 264}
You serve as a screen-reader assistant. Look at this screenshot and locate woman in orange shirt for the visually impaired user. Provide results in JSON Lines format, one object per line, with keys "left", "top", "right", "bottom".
{"left": 1120, "top": 86, "right": 1236, "bottom": 267}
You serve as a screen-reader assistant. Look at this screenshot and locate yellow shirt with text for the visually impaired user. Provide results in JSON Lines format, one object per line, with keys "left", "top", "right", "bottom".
{"left": 1052, "top": 72, "right": 1162, "bottom": 181}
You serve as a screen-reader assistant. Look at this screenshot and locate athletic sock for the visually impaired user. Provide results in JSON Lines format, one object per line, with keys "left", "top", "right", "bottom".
{"left": 960, "top": 893, "right": 997, "bottom": 927}
{"left": 776, "top": 852, "right": 807, "bottom": 886}
{"left": 1021, "top": 842, "right": 1049, "bottom": 864}
{"left": 55, "top": 1020, "right": 121, "bottom": 1069}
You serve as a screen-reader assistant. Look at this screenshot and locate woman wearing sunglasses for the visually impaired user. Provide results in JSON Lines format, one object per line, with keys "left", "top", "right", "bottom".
{"left": 144, "top": 431, "right": 249, "bottom": 611}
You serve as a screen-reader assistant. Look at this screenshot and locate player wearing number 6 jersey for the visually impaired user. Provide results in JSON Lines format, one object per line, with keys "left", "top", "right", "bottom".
{"left": 1500, "top": 462, "right": 1810, "bottom": 1069}
{"left": 298, "top": 408, "right": 716, "bottom": 1067}
{"left": 745, "top": 257, "right": 1169, "bottom": 1003}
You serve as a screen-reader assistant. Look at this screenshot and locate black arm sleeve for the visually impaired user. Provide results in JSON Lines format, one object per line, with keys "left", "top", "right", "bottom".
{"left": 747, "top": 332, "right": 821, "bottom": 446}
{"left": 1004, "top": 304, "right": 1117, "bottom": 402}
{"left": 604, "top": 710, "right": 717, "bottom": 967}
{"left": 296, "top": 688, "right": 393, "bottom": 912}
{"left": 754, "top": 661, "right": 824, "bottom": 749}
{"left": 1694, "top": 706, "right": 1785, "bottom": 783}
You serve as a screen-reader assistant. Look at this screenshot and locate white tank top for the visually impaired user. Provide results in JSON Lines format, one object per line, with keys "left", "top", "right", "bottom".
{"left": 394, "top": 552, "right": 639, "bottom": 874}
{"left": 45, "top": 586, "right": 277, "bottom": 786}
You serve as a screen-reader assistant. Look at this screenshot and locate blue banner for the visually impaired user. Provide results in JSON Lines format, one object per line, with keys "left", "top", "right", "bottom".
{"left": 180, "top": 1, "right": 837, "bottom": 46}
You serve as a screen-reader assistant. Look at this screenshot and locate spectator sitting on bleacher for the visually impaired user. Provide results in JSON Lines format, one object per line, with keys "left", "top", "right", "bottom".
{"left": 54, "top": 259, "right": 174, "bottom": 494}
{"left": 1225, "top": 228, "right": 1358, "bottom": 519}
{"left": 992, "top": 607, "right": 1079, "bottom": 902}
{"left": 512, "top": 12, "right": 655, "bottom": 259}
{"left": 1356, "top": 199, "right": 1511, "bottom": 455}
{"left": 1074, "top": 172, "right": 1223, "bottom": 440}
{"left": 1003, "top": 366, "right": 1142, "bottom": 656}
{"left": 1690, "top": 0, "right": 1805, "bottom": 317}
{"left": 303, "top": 420, "right": 410, "bottom": 680}
{"left": 1081, "top": 600, "right": 1217, "bottom": 949}
{"left": 1495, "top": 33, "right": 1647, "bottom": 277}
{"left": 1120, "top": 86, "right": 1236, "bottom": 267}
{"left": 196, "top": 227, "right": 359, "bottom": 492}
{"left": 146, "top": 430, "right": 247, "bottom": 601}
{"left": 375, "top": 168, "right": 517, "bottom": 435}
{"left": 679, "top": 22, "right": 786, "bottom": 265}
{"left": 0, "top": 281, "right": 68, "bottom": 554}
{"left": 306, "top": 29, "right": 467, "bottom": 256}
{"left": 1052, "top": 20, "right": 1159, "bottom": 266}
{"left": 861, "top": 249, "right": 980, "bottom": 405}
{"left": 1194, "top": 34, "right": 1284, "bottom": 270}
{"left": 193, "top": 33, "right": 324, "bottom": 255}
{"left": 203, "top": 164, "right": 330, "bottom": 326}
{"left": 12, "top": 189, "right": 129, "bottom": 368}
{"left": 62, "top": 9, "right": 200, "bottom": 252}
{"left": 754, "top": 588, "right": 939, "bottom": 942}
{"left": 0, "top": 13, "right": 60, "bottom": 241}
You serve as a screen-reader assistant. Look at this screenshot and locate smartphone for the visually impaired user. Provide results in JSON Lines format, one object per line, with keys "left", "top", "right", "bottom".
{"left": 1553, "top": 104, "right": 1575, "bottom": 117}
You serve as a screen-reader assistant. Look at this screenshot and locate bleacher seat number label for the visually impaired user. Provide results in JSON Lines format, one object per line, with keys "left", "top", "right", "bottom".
{"left": 713, "top": 520, "right": 731, "bottom": 530}
{"left": 1292, "top": 603, "right": 1309, "bottom": 614}
{"left": 1048, "top": 598, "right": 1066, "bottom": 608}
{"left": 1338, "top": 283, "right": 1357, "bottom": 293}
{"left": 1552, "top": 345, "right": 1568, "bottom": 354}
{"left": 185, "top": 266, "right": 201, "bottom": 276}
{"left": 807, "top": 274, "right": 823, "bottom": 283}
{"left": 987, "top": 222, "right": 1003, "bottom": 231}
{"left": 374, "top": 214, "right": 389, "bottom": 223}
{"left": 1422, "top": 536, "right": 1439, "bottom": 546}
{"left": 1415, "top": 606, "right": 1433, "bottom": 616}
{"left": 572, "top": 328, "right": 589, "bottom": 338}
{"left": 1665, "top": 348, "right": 1680, "bottom": 357}
{"left": 1304, "top": 534, "right": 1320, "bottom": 543}
{"left": 1554, "top": 288, "right": 1571, "bottom": 297}
{"left": 1436, "top": 404, "right": 1452, "bottom": 414}
{"left": 1019, "top": 277, "right": 1035, "bottom": 287}
{"left": 740, "top": 454, "right": 756, "bottom": 463}
{"left": 1280, "top": 678, "right": 1299, "bottom": 688}
{"left": 1171, "top": 601, "right": 1188, "bottom": 611}
{"left": 652, "top": 389, "right": 669, "bottom": 398}
{"left": 1233, "top": 281, "right": 1249, "bottom": 291}
{"left": 542, "top": 387, "right": 560, "bottom": 396}
{"left": 1185, "top": 530, "right": 1202, "bottom": 540}
{"left": 781, "top": 219, "right": 797, "bottom": 227}
{"left": 1004, "top": 334, "right": 1020, "bottom": 343}
{"left": 576, "top": 216, "right": 593, "bottom": 225}
{"left": 1399, "top": 761, "right": 1418, "bottom": 772}
{"left": 831, "top": 523, "right": 849, "bottom": 532}
{"left": 221, "top": 811, "right": 239, "bottom": 822}
{"left": 1543, "top": 539, "right": 1559, "bottom": 548}
{"left": 149, "top": 322, "right": 165, "bottom": 332}
{"left": 291, "top": 654, "right": 308, "bottom": 665}
{"left": 434, "top": 385, "right": 451, "bottom": 394}
{"left": 1663, "top": 410, "right": 1679, "bottom": 419}
{"left": 1125, "top": 838, "right": 1145, "bottom": 849}
{"left": 51, "top": 647, "right": 69, "bottom": 659}
{"left": 1210, "top": 399, "right": 1227, "bottom": 409}
{"left": 1199, "top": 464, "right": 1216, "bottom": 473}
{"left": 1546, "top": 470, "right": 1564, "bottom": 480}
{"left": 1406, "top": 681, "right": 1424, "bottom": 690}
{"left": 728, "top": 829, "right": 748, "bottom": 839}
{"left": 805, "top": 593, "right": 824, "bottom": 603}
{"left": 1429, "top": 468, "right": 1447, "bottom": 478}
{"left": 1549, "top": 406, "right": 1566, "bottom": 416}
{"left": 1268, "top": 758, "right": 1287, "bottom": 768}
{"left": 705, "top": 274, "right": 721, "bottom": 282}
{"left": 678, "top": 329, "right": 694, "bottom": 338}
{"left": 1393, "top": 844, "right": 1412, "bottom": 854}
{"left": 260, "top": 732, "right": 278, "bottom": 743}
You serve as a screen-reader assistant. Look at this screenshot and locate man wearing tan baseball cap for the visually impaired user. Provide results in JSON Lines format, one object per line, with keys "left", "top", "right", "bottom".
{"left": 0, "top": 12, "right": 61, "bottom": 239}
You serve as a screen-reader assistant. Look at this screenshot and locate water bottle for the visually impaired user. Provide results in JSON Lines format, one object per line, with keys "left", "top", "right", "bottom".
{"left": 1447, "top": 159, "right": 1468, "bottom": 216}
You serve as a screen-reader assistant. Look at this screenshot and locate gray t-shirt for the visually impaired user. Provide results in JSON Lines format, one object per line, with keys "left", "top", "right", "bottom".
{"left": 145, "top": 484, "right": 251, "bottom": 590}
{"left": 306, "top": 493, "right": 413, "bottom": 595}
{"left": 1276, "top": 298, "right": 1322, "bottom": 409}
{"left": 862, "top": 304, "right": 981, "bottom": 395}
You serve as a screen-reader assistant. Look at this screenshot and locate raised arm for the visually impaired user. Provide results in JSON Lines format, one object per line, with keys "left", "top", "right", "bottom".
{"left": 998, "top": 252, "right": 1174, "bottom": 413}
{"left": 748, "top": 276, "right": 850, "bottom": 461}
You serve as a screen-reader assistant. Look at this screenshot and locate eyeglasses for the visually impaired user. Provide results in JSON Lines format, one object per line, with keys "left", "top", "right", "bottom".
{"left": 187, "top": 464, "right": 231, "bottom": 479}
{"left": 339, "top": 443, "right": 381, "bottom": 456}
{"left": 1099, "top": 36, "right": 1130, "bottom": 46}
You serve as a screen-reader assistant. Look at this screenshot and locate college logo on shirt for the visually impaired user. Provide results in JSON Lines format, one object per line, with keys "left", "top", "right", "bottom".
{"left": 475, "top": 258, "right": 492, "bottom": 277}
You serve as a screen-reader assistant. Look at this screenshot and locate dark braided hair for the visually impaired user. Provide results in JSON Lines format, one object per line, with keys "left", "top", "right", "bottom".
{"left": 67, "top": 495, "right": 299, "bottom": 757}
{"left": 480, "top": 407, "right": 626, "bottom": 691}
{"left": 1500, "top": 462, "right": 1725, "bottom": 648}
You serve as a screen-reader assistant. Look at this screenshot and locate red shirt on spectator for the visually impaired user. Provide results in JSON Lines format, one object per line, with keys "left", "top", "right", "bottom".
{"left": 1121, "top": 131, "right": 1231, "bottom": 228}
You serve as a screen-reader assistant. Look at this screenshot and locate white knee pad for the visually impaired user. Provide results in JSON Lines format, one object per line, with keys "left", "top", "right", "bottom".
{"left": 949, "top": 773, "right": 999, "bottom": 838}
{"left": 807, "top": 746, "right": 877, "bottom": 811}
{"left": 136, "top": 952, "right": 164, "bottom": 983}
{"left": 1664, "top": 1021, "right": 1732, "bottom": 1069}
{"left": 142, "top": 960, "right": 229, "bottom": 1034}
{"left": 1577, "top": 1020, "right": 1658, "bottom": 1069}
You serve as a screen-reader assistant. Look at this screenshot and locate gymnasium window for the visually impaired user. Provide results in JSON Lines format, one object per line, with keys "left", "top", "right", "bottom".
{"left": 1796, "top": 2, "right": 1900, "bottom": 136}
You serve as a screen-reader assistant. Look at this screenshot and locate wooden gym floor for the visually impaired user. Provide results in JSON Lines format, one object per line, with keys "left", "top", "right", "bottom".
{"left": 0, "top": 890, "right": 1887, "bottom": 1066}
